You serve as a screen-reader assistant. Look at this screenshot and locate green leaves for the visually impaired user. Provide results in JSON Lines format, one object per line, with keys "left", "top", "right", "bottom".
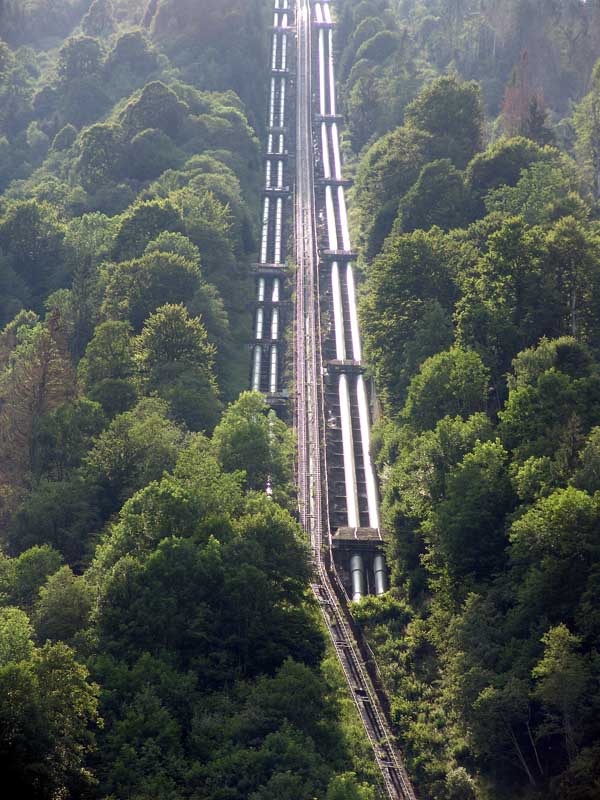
{"left": 405, "top": 75, "right": 483, "bottom": 169}
{"left": 57, "top": 36, "right": 104, "bottom": 83}
{"left": 0, "top": 200, "right": 67, "bottom": 315}
{"left": 102, "top": 252, "right": 201, "bottom": 331}
{"left": 361, "top": 226, "right": 458, "bottom": 410}
{"left": 0, "top": 607, "right": 34, "bottom": 665}
{"left": 404, "top": 347, "right": 489, "bottom": 431}
{"left": 133, "top": 304, "right": 220, "bottom": 431}
{"left": 533, "top": 625, "right": 591, "bottom": 762}
{"left": 212, "top": 392, "right": 294, "bottom": 498}
{"left": 428, "top": 440, "right": 513, "bottom": 589}
{"left": 0, "top": 637, "right": 100, "bottom": 798}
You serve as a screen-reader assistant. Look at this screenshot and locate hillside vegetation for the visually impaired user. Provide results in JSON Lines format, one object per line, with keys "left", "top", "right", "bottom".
{"left": 3, "top": 1, "right": 600, "bottom": 799}
{"left": 335, "top": 1, "right": 600, "bottom": 798}
{"left": 0, "top": 3, "right": 378, "bottom": 799}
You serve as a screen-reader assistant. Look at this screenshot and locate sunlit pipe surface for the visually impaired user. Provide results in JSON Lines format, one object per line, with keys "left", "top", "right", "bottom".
{"left": 270, "top": 345, "right": 278, "bottom": 393}
{"left": 274, "top": 197, "right": 283, "bottom": 263}
{"left": 331, "top": 261, "right": 346, "bottom": 360}
{"left": 331, "top": 122, "right": 342, "bottom": 179}
{"left": 350, "top": 553, "right": 366, "bottom": 602}
{"left": 325, "top": 185, "right": 337, "bottom": 250}
{"left": 339, "top": 374, "right": 360, "bottom": 528}
{"left": 255, "top": 307, "right": 264, "bottom": 339}
{"left": 321, "top": 123, "right": 331, "bottom": 178}
{"left": 318, "top": 29, "right": 326, "bottom": 114}
{"left": 279, "top": 78, "right": 286, "bottom": 127}
{"left": 260, "top": 197, "right": 270, "bottom": 262}
{"left": 373, "top": 553, "right": 388, "bottom": 596}
{"left": 337, "top": 186, "right": 351, "bottom": 250}
{"left": 269, "top": 77, "right": 275, "bottom": 126}
{"left": 357, "top": 374, "right": 380, "bottom": 529}
{"left": 313, "top": 0, "right": 381, "bottom": 533}
{"left": 271, "top": 33, "right": 278, "bottom": 69}
{"left": 252, "top": 345, "right": 262, "bottom": 391}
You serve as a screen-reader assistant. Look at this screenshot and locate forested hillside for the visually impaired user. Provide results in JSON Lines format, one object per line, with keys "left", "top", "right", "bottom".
{"left": 335, "top": 1, "right": 600, "bottom": 799}
{"left": 0, "top": 3, "right": 377, "bottom": 798}
{"left": 3, "top": 1, "right": 600, "bottom": 799}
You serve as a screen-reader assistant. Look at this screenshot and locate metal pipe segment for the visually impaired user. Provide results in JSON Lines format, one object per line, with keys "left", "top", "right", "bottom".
{"left": 279, "top": 78, "right": 286, "bottom": 126}
{"left": 281, "top": 34, "right": 288, "bottom": 70}
{"left": 331, "top": 261, "right": 346, "bottom": 360}
{"left": 327, "top": 30, "right": 336, "bottom": 114}
{"left": 325, "top": 186, "right": 338, "bottom": 249}
{"left": 339, "top": 374, "right": 360, "bottom": 528}
{"left": 252, "top": 345, "right": 262, "bottom": 391}
{"left": 321, "top": 124, "right": 331, "bottom": 178}
{"left": 357, "top": 374, "right": 380, "bottom": 529}
{"left": 272, "top": 34, "right": 278, "bottom": 69}
{"left": 318, "top": 30, "right": 326, "bottom": 114}
{"left": 331, "top": 122, "right": 342, "bottom": 178}
{"left": 314, "top": 3, "right": 382, "bottom": 533}
{"left": 271, "top": 307, "right": 279, "bottom": 340}
{"left": 260, "top": 197, "right": 270, "bottom": 262}
{"left": 270, "top": 345, "right": 278, "bottom": 393}
{"left": 269, "top": 77, "right": 276, "bottom": 126}
{"left": 274, "top": 197, "right": 283, "bottom": 263}
{"left": 350, "top": 554, "right": 367, "bottom": 602}
{"left": 373, "top": 553, "right": 388, "bottom": 596}
{"left": 337, "top": 186, "right": 351, "bottom": 250}
{"left": 255, "top": 307, "right": 264, "bottom": 339}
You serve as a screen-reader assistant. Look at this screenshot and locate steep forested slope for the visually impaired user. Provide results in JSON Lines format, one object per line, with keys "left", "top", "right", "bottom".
{"left": 0, "top": 4, "right": 378, "bottom": 799}
{"left": 333, "top": 2, "right": 600, "bottom": 799}
{"left": 335, "top": 0, "right": 600, "bottom": 152}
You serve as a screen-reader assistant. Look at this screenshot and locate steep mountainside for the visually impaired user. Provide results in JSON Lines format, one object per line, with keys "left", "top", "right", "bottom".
{"left": 0, "top": 3, "right": 379, "bottom": 799}
{"left": 333, "top": 1, "right": 600, "bottom": 799}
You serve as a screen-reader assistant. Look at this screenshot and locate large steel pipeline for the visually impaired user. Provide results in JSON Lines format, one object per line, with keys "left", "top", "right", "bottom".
{"left": 315, "top": 5, "right": 380, "bottom": 530}
{"left": 252, "top": 12, "right": 292, "bottom": 395}
{"left": 294, "top": 1, "right": 417, "bottom": 797}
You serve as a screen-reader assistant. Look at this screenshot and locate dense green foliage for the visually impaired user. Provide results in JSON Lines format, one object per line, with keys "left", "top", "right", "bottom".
{"left": 336, "top": 0, "right": 600, "bottom": 153}
{"left": 0, "top": 3, "right": 379, "bottom": 799}
{"left": 336, "top": 2, "right": 600, "bottom": 798}
{"left": 4, "top": 1, "right": 600, "bottom": 798}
